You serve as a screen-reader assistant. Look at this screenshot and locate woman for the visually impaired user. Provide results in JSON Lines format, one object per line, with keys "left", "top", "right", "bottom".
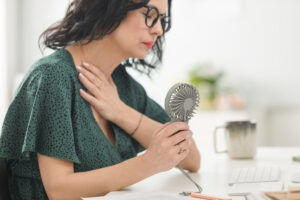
{"left": 0, "top": 0, "right": 201, "bottom": 199}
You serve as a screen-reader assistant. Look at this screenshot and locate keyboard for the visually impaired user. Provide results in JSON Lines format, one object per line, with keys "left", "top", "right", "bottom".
{"left": 228, "top": 166, "right": 281, "bottom": 185}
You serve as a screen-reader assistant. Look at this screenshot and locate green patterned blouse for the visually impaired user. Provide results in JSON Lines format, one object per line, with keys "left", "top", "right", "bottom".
{"left": 0, "top": 49, "right": 170, "bottom": 199}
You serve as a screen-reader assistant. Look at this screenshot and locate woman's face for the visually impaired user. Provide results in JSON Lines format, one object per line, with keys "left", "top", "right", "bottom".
{"left": 110, "top": 0, "right": 168, "bottom": 59}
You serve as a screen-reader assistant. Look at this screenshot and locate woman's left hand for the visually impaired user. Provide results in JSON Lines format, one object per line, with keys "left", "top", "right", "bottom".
{"left": 75, "top": 62, "right": 124, "bottom": 122}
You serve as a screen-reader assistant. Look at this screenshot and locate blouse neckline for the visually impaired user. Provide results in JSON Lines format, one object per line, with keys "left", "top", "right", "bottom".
{"left": 58, "top": 48, "right": 119, "bottom": 149}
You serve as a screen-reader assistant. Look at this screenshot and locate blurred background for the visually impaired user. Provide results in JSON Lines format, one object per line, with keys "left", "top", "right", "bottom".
{"left": 1, "top": 0, "right": 300, "bottom": 149}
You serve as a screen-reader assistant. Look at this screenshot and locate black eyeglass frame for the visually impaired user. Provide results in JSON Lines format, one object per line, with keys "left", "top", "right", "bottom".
{"left": 143, "top": 5, "right": 171, "bottom": 33}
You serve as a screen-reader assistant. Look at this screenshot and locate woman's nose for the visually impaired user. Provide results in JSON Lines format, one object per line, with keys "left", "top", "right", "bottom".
{"left": 150, "top": 20, "right": 164, "bottom": 36}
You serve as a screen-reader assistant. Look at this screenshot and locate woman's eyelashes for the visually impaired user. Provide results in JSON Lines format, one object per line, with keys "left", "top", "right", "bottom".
{"left": 142, "top": 12, "right": 153, "bottom": 19}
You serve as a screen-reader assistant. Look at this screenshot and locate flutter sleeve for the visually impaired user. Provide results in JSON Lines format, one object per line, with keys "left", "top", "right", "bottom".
{"left": 0, "top": 66, "right": 80, "bottom": 163}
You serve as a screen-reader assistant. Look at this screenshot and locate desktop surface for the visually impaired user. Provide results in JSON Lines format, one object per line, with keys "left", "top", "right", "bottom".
{"left": 83, "top": 147, "right": 300, "bottom": 200}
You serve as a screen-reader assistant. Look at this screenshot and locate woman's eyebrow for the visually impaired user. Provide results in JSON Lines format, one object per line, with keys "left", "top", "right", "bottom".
{"left": 147, "top": 4, "right": 167, "bottom": 15}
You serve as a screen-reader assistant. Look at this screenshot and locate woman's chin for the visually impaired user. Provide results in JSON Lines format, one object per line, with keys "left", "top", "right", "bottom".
{"left": 127, "top": 48, "right": 150, "bottom": 60}
{"left": 135, "top": 52, "right": 148, "bottom": 60}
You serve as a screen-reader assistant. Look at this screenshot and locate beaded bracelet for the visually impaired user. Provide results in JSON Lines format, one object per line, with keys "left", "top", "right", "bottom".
{"left": 130, "top": 113, "right": 143, "bottom": 136}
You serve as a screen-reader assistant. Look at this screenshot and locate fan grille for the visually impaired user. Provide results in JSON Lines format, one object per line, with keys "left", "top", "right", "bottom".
{"left": 165, "top": 83, "right": 200, "bottom": 123}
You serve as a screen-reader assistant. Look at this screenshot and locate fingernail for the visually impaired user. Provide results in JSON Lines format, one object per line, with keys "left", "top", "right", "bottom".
{"left": 79, "top": 73, "right": 85, "bottom": 79}
{"left": 83, "top": 62, "right": 89, "bottom": 67}
{"left": 76, "top": 65, "right": 82, "bottom": 71}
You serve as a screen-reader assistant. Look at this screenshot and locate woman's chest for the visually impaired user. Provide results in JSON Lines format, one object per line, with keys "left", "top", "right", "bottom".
{"left": 71, "top": 100, "right": 137, "bottom": 171}
{"left": 91, "top": 108, "right": 116, "bottom": 146}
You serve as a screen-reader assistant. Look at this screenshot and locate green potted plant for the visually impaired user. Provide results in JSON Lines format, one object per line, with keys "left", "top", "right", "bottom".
{"left": 189, "top": 62, "right": 223, "bottom": 110}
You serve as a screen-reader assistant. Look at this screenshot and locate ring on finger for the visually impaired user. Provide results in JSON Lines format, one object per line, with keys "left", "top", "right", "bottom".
{"left": 178, "top": 146, "right": 185, "bottom": 155}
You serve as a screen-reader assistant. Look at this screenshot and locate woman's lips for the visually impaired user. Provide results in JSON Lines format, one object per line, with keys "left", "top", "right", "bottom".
{"left": 143, "top": 42, "right": 154, "bottom": 49}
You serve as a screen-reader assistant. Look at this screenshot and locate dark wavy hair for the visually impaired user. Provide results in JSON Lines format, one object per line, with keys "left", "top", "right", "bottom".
{"left": 39, "top": 0, "right": 172, "bottom": 75}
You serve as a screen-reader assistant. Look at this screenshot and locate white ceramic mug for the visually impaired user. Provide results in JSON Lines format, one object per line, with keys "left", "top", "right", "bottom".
{"left": 213, "top": 120, "right": 257, "bottom": 159}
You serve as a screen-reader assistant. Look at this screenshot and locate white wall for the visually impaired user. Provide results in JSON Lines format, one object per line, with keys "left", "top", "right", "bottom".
{"left": 5, "top": 0, "right": 70, "bottom": 99}
{"left": 138, "top": 0, "right": 300, "bottom": 108}
{"left": 127, "top": 0, "right": 300, "bottom": 147}
{"left": 19, "top": 0, "right": 70, "bottom": 72}
{"left": 6, "top": 0, "right": 21, "bottom": 101}
{"left": 265, "top": 107, "right": 300, "bottom": 146}
{"left": 3, "top": 0, "right": 300, "bottom": 145}
{"left": 0, "top": 0, "right": 8, "bottom": 129}
{"left": 11, "top": 0, "right": 300, "bottom": 108}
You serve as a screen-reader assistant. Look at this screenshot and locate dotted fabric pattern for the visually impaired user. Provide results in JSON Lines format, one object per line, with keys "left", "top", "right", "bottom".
{"left": 0, "top": 49, "right": 170, "bottom": 199}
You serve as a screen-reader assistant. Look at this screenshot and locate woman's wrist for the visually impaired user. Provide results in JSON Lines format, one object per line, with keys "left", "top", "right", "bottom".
{"left": 139, "top": 152, "right": 158, "bottom": 175}
{"left": 110, "top": 100, "right": 129, "bottom": 123}
{"left": 111, "top": 101, "right": 143, "bottom": 136}
{"left": 179, "top": 139, "right": 201, "bottom": 172}
{"left": 129, "top": 113, "right": 143, "bottom": 136}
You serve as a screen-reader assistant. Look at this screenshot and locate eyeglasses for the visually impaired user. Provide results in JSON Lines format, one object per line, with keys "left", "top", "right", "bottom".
{"left": 143, "top": 5, "right": 171, "bottom": 33}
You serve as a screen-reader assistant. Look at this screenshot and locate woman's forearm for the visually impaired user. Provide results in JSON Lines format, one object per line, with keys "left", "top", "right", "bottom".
{"left": 112, "top": 103, "right": 201, "bottom": 172}
{"left": 41, "top": 153, "right": 156, "bottom": 200}
{"left": 178, "top": 139, "right": 201, "bottom": 172}
{"left": 112, "top": 102, "right": 163, "bottom": 148}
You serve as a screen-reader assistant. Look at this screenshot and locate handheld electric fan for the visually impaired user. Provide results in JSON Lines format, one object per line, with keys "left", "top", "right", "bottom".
{"left": 165, "top": 83, "right": 199, "bottom": 123}
{"left": 164, "top": 82, "right": 202, "bottom": 193}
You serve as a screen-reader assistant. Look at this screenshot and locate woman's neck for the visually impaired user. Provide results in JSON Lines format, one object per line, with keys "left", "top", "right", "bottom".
{"left": 66, "top": 38, "right": 127, "bottom": 77}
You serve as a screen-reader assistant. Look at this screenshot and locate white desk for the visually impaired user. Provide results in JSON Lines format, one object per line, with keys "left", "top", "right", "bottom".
{"left": 84, "top": 147, "right": 300, "bottom": 200}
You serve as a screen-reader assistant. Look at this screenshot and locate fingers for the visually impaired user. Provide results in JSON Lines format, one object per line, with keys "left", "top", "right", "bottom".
{"left": 159, "top": 122, "right": 189, "bottom": 138}
{"left": 170, "top": 142, "right": 189, "bottom": 159}
{"left": 79, "top": 89, "right": 97, "bottom": 105}
{"left": 175, "top": 139, "right": 190, "bottom": 155}
{"left": 76, "top": 65, "right": 103, "bottom": 90}
{"left": 154, "top": 122, "right": 171, "bottom": 136}
{"left": 82, "top": 62, "right": 107, "bottom": 81}
{"left": 108, "top": 77, "right": 117, "bottom": 89}
{"left": 76, "top": 62, "right": 117, "bottom": 98}
{"left": 157, "top": 123, "right": 192, "bottom": 154}
{"left": 78, "top": 73, "right": 100, "bottom": 98}
{"left": 170, "top": 130, "right": 192, "bottom": 146}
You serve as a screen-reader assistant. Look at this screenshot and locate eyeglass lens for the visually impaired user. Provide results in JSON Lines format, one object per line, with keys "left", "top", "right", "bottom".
{"left": 145, "top": 6, "right": 170, "bottom": 33}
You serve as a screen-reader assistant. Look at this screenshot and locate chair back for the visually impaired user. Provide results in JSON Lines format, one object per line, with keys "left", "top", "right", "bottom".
{"left": 0, "top": 159, "right": 10, "bottom": 200}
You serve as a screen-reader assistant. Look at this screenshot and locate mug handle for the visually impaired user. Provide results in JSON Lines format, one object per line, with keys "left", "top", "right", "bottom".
{"left": 213, "top": 126, "right": 227, "bottom": 153}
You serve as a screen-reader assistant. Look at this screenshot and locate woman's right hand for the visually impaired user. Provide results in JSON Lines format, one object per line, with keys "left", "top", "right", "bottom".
{"left": 143, "top": 122, "right": 193, "bottom": 173}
